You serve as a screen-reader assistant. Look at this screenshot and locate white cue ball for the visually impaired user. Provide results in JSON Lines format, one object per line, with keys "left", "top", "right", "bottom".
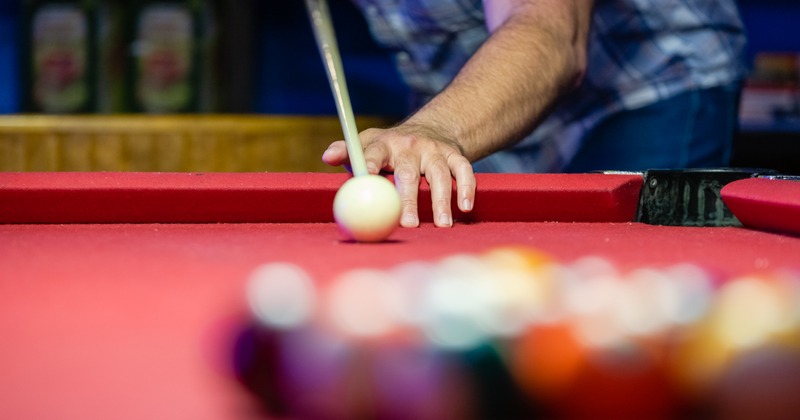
{"left": 333, "top": 175, "right": 401, "bottom": 242}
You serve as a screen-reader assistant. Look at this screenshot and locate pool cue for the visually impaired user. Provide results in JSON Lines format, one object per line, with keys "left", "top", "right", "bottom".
{"left": 304, "top": 0, "right": 369, "bottom": 177}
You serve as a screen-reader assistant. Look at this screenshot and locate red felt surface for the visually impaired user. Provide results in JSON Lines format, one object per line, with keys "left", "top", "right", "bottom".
{"left": 2, "top": 221, "right": 800, "bottom": 419}
{"left": 722, "top": 177, "right": 800, "bottom": 236}
{"left": 1, "top": 172, "right": 799, "bottom": 419}
{"left": 0, "top": 172, "right": 643, "bottom": 224}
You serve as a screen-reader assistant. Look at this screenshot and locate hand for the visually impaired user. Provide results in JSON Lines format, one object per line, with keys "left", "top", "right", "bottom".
{"left": 322, "top": 123, "right": 476, "bottom": 228}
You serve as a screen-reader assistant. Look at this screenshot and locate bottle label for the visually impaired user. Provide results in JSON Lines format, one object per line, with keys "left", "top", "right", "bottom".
{"left": 32, "top": 4, "right": 89, "bottom": 113}
{"left": 134, "top": 4, "right": 193, "bottom": 113}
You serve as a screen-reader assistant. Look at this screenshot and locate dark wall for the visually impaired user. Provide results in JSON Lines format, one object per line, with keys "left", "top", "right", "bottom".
{"left": 253, "top": 0, "right": 408, "bottom": 116}
{"left": 0, "top": 1, "right": 20, "bottom": 114}
{"left": 0, "top": 0, "right": 798, "bottom": 116}
{"left": 739, "top": 0, "right": 800, "bottom": 62}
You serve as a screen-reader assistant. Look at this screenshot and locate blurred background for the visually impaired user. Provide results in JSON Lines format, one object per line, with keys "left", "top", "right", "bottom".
{"left": 0, "top": 0, "right": 798, "bottom": 173}
{"left": 0, "top": 0, "right": 410, "bottom": 116}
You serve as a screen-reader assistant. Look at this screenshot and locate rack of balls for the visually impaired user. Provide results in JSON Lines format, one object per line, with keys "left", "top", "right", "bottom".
{"left": 241, "top": 246, "right": 800, "bottom": 418}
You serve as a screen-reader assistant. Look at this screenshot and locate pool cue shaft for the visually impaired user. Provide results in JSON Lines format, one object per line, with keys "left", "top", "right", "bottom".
{"left": 305, "top": 0, "right": 368, "bottom": 177}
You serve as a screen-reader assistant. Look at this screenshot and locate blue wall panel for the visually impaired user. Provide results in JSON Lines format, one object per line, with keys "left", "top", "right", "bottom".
{"left": 740, "top": 2, "right": 800, "bottom": 63}
{"left": 0, "top": 1, "right": 797, "bottom": 115}
{"left": 254, "top": 1, "right": 408, "bottom": 116}
{"left": 0, "top": 1, "right": 19, "bottom": 113}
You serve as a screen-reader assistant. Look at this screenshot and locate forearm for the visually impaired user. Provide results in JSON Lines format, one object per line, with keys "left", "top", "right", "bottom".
{"left": 404, "top": 0, "right": 593, "bottom": 162}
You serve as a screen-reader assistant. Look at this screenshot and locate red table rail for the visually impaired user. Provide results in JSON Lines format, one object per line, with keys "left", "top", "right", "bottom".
{"left": 0, "top": 172, "right": 643, "bottom": 224}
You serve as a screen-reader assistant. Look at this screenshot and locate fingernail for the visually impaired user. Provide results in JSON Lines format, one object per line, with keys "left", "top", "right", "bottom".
{"left": 367, "top": 163, "right": 378, "bottom": 174}
{"left": 438, "top": 213, "right": 452, "bottom": 227}
{"left": 462, "top": 198, "right": 472, "bottom": 212}
{"left": 401, "top": 213, "right": 418, "bottom": 227}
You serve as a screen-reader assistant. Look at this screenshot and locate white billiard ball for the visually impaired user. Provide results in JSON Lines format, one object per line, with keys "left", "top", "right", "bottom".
{"left": 333, "top": 175, "right": 401, "bottom": 242}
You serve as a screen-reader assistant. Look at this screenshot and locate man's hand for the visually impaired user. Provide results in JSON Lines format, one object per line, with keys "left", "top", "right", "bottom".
{"left": 322, "top": 124, "right": 476, "bottom": 228}
{"left": 324, "top": 0, "right": 592, "bottom": 228}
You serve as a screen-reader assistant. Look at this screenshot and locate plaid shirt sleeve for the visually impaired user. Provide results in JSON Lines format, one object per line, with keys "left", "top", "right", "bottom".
{"left": 352, "top": 0, "right": 747, "bottom": 173}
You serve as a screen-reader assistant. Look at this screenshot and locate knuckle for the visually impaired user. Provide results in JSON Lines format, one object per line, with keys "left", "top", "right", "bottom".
{"left": 432, "top": 197, "right": 450, "bottom": 208}
{"left": 395, "top": 133, "right": 421, "bottom": 149}
{"left": 427, "top": 160, "right": 450, "bottom": 176}
{"left": 360, "top": 129, "right": 384, "bottom": 147}
{"left": 459, "top": 179, "right": 477, "bottom": 190}
{"left": 449, "top": 153, "right": 470, "bottom": 166}
{"left": 394, "top": 168, "right": 419, "bottom": 184}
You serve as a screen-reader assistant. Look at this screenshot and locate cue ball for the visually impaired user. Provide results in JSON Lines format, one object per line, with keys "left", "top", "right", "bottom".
{"left": 334, "top": 175, "right": 401, "bottom": 242}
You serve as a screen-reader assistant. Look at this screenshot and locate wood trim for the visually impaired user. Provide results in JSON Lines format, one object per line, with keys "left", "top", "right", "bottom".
{"left": 0, "top": 115, "right": 397, "bottom": 172}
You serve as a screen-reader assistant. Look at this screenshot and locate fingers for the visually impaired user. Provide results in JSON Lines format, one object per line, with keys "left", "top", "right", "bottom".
{"left": 393, "top": 162, "right": 421, "bottom": 227}
{"left": 325, "top": 127, "right": 473, "bottom": 229}
{"left": 367, "top": 136, "right": 422, "bottom": 227}
{"left": 449, "top": 154, "right": 476, "bottom": 213}
{"left": 423, "top": 154, "right": 475, "bottom": 228}
{"left": 362, "top": 138, "right": 391, "bottom": 175}
{"left": 323, "top": 129, "right": 386, "bottom": 173}
{"left": 321, "top": 141, "right": 348, "bottom": 166}
{"left": 425, "top": 159, "right": 454, "bottom": 227}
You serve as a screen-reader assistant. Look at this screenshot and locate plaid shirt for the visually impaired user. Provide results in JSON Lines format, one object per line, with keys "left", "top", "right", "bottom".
{"left": 352, "top": 0, "right": 747, "bottom": 172}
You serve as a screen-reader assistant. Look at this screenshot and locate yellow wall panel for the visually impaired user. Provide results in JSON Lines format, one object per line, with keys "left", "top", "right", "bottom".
{"left": 0, "top": 115, "right": 395, "bottom": 172}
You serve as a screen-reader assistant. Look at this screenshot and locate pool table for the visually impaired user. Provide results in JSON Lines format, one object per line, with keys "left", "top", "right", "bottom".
{"left": 1, "top": 171, "right": 799, "bottom": 419}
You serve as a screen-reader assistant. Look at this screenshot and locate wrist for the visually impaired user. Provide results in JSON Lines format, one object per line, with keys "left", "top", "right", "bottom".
{"left": 402, "top": 107, "right": 475, "bottom": 159}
